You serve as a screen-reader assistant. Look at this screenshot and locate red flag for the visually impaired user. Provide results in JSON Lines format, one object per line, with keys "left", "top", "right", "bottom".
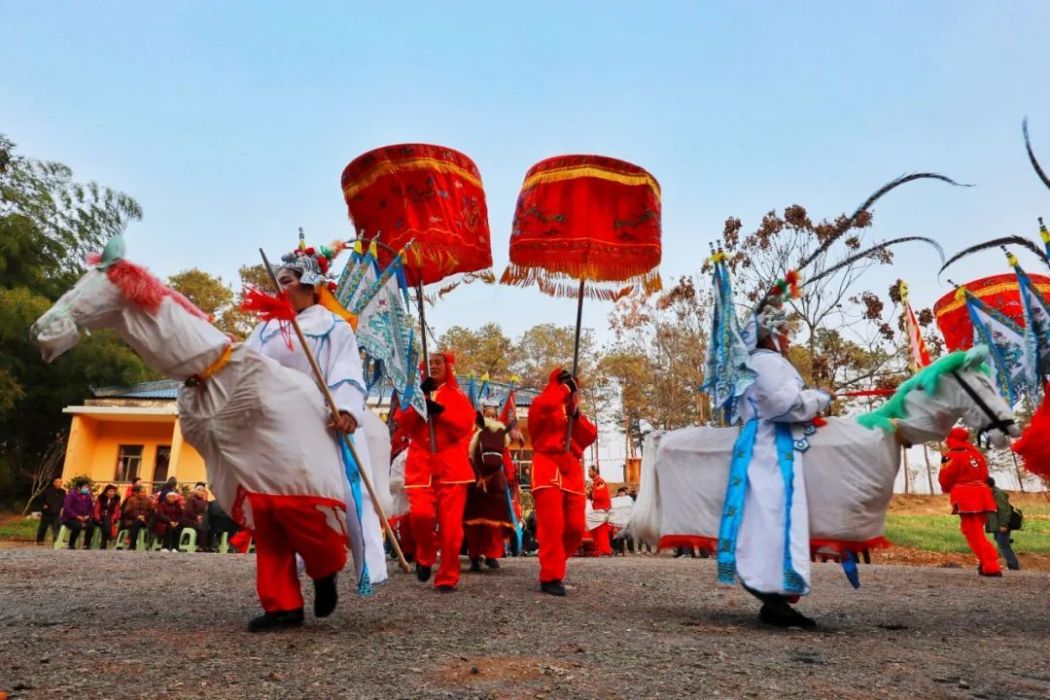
{"left": 500, "top": 389, "right": 517, "bottom": 426}
{"left": 900, "top": 282, "right": 931, "bottom": 371}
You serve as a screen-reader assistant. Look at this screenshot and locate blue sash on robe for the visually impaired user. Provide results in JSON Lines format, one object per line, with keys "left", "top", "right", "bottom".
{"left": 717, "top": 419, "right": 806, "bottom": 595}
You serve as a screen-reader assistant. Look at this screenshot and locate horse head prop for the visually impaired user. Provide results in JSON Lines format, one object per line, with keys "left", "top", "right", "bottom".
{"left": 31, "top": 235, "right": 225, "bottom": 379}
{"left": 858, "top": 345, "right": 1020, "bottom": 449}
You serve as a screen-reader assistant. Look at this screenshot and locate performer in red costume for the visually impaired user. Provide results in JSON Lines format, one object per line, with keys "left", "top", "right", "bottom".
{"left": 395, "top": 352, "right": 475, "bottom": 591}
{"left": 529, "top": 368, "right": 598, "bottom": 596}
{"left": 938, "top": 427, "right": 1002, "bottom": 577}
{"left": 587, "top": 466, "right": 614, "bottom": 556}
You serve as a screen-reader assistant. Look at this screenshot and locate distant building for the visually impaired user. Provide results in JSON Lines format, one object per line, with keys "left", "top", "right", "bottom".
{"left": 60, "top": 377, "right": 539, "bottom": 491}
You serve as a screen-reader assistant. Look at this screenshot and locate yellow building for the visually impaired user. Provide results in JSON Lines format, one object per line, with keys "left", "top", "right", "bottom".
{"left": 61, "top": 378, "right": 540, "bottom": 493}
{"left": 60, "top": 380, "right": 205, "bottom": 492}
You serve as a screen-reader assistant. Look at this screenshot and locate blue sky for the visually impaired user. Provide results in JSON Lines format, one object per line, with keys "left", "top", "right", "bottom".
{"left": 4, "top": 1, "right": 1050, "bottom": 346}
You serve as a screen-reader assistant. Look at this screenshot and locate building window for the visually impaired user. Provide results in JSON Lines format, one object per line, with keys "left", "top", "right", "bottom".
{"left": 153, "top": 445, "right": 172, "bottom": 484}
{"left": 115, "top": 445, "right": 144, "bottom": 482}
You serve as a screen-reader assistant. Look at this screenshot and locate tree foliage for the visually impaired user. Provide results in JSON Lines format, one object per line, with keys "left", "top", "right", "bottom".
{"left": 0, "top": 134, "right": 150, "bottom": 505}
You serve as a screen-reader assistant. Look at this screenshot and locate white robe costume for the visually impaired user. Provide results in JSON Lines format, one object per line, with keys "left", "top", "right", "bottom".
{"left": 726, "top": 349, "right": 831, "bottom": 596}
{"left": 246, "top": 305, "right": 389, "bottom": 584}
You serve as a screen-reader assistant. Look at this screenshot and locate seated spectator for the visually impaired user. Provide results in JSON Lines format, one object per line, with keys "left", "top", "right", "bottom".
{"left": 182, "top": 483, "right": 210, "bottom": 551}
{"left": 36, "top": 477, "right": 66, "bottom": 545}
{"left": 121, "top": 484, "right": 153, "bottom": 550}
{"left": 93, "top": 484, "right": 121, "bottom": 549}
{"left": 154, "top": 477, "right": 181, "bottom": 506}
{"left": 206, "top": 499, "right": 241, "bottom": 550}
{"left": 123, "top": 476, "right": 143, "bottom": 502}
{"left": 153, "top": 491, "right": 185, "bottom": 552}
{"left": 61, "top": 482, "right": 95, "bottom": 549}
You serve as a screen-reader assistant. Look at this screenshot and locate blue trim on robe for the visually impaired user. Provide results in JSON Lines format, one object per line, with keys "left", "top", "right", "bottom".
{"left": 337, "top": 433, "right": 372, "bottom": 596}
{"left": 716, "top": 418, "right": 806, "bottom": 595}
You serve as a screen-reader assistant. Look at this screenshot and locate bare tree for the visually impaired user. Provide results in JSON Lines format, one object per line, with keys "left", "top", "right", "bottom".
{"left": 20, "top": 431, "right": 66, "bottom": 515}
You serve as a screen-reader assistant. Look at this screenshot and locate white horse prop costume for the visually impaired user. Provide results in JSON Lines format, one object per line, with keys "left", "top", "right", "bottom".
{"left": 630, "top": 346, "right": 1019, "bottom": 558}
{"left": 31, "top": 236, "right": 387, "bottom": 629}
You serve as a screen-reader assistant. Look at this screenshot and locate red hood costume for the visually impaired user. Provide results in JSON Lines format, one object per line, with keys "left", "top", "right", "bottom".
{"left": 528, "top": 368, "right": 599, "bottom": 587}
{"left": 938, "top": 427, "right": 1001, "bottom": 576}
{"left": 394, "top": 352, "right": 476, "bottom": 589}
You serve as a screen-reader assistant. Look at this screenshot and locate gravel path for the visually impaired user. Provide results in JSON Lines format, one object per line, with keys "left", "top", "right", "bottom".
{"left": 0, "top": 550, "right": 1047, "bottom": 699}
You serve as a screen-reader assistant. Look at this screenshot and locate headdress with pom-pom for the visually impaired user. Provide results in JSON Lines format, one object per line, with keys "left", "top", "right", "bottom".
{"left": 277, "top": 228, "right": 349, "bottom": 291}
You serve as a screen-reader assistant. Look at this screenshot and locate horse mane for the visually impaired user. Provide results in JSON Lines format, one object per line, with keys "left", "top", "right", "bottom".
{"left": 106, "top": 259, "right": 209, "bottom": 321}
{"left": 857, "top": 350, "right": 989, "bottom": 431}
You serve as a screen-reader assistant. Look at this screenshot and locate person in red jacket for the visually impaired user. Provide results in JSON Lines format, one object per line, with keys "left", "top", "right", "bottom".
{"left": 529, "top": 368, "right": 598, "bottom": 596}
{"left": 587, "top": 466, "right": 614, "bottom": 556}
{"left": 395, "top": 352, "right": 475, "bottom": 591}
{"left": 938, "top": 427, "right": 1002, "bottom": 577}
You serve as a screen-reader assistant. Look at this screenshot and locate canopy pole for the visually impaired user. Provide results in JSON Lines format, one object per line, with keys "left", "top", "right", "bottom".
{"left": 564, "top": 279, "right": 586, "bottom": 451}
{"left": 416, "top": 280, "right": 438, "bottom": 453}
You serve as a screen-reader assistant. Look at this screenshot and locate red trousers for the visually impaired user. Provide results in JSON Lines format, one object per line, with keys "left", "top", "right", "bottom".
{"left": 959, "top": 513, "right": 1001, "bottom": 575}
{"left": 533, "top": 487, "right": 585, "bottom": 583}
{"left": 466, "top": 524, "right": 505, "bottom": 560}
{"left": 392, "top": 515, "right": 416, "bottom": 560}
{"left": 590, "top": 522, "right": 613, "bottom": 556}
{"left": 249, "top": 494, "right": 348, "bottom": 613}
{"left": 407, "top": 479, "right": 468, "bottom": 588}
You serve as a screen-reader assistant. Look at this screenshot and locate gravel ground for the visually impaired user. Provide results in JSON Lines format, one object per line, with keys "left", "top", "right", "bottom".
{"left": 0, "top": 550, "right": 1047, "bottom": 700}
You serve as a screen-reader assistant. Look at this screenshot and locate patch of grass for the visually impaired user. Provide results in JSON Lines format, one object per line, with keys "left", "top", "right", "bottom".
{"left": 886, "top": 513, "right": 1050, "bottom": 554}
{"left": 0, "top": 516, "right": 40, "bottom": 541}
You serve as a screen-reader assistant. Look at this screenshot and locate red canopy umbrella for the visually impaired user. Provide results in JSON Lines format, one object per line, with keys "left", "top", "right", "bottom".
{"left": 341, "top": 143, "right": 493, "bottom": 288}
{"left": 934, "top": 273, "right": 1050, "bottom": 351}
{"left": 501, "top": 154, "right": 662, "bottom": 447}
{"left": 341, "top": 143, "right": 493, "bottom": 448}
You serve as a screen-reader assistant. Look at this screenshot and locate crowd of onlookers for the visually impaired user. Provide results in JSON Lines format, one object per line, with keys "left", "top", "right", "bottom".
{"left": 35, "top": 476, "right": 240, "bottom": 552}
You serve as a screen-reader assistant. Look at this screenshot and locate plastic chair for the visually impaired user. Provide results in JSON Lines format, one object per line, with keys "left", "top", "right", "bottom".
{"left": 114, "top": 529, "right": 130, "bottom": 550}
{"left": 135, "top": 529, "right": 148, "bottom": 551}
{"left": 150, "top": 533, "right": 165, "bottom": 551}
{"left": 52, "top": 525, "right": 71, "bottom": 550}
{"left": 177, "top": 528, "right": 197, "bottom": 553}
{"left": 218, "top": 532, "right": 230, "bottom": 554}
{"left": 89, "top": 528, "right": 103, "bottom": 550}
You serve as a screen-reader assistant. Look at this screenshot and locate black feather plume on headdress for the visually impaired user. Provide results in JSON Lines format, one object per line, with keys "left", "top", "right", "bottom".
{"left": 797, "top": 173, "right": 970, "bottom": 272}
{"left": 803, "top": 236, "right": 945, "bottom": 288}
{"left": 938, "top": 235, "right": 1050, "bottom": 278}
{"left": 1023, "top": 118, "right": 1050, "bottom": 192}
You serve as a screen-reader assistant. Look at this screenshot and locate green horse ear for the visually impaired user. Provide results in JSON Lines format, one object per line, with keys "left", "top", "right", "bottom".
{"left": 98, "top": 235, "right": 126, "bottom": 269}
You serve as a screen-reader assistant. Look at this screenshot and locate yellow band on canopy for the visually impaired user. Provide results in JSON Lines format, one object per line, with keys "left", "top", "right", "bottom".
{"left": 342, "top": 158, "right": 483, "bottom": 200}
{"left": 522, "top": 165, "right": 661, "bottom": 199}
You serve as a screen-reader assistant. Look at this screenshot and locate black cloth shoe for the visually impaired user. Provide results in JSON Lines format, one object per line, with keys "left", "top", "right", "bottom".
{"left": 540, "top": 580, "right": 566, "bottom": 597}
{"left": 758, "top": 603, "right": 817, "bottom": 629}
{"left": 469, "top": 558, "right": 482, "bottom": 572}
{"left": 485, "top": 558, "right": 500, "bottom": 570}
{"left": 416, "top": 564, "right": 432, "bottom": 582}
{"left": 436, "top": 585, "right": 456, "bottom": 593}
{"left": 313, "top": 574, "right": 338, "bottom": 618}
{"left": 248, "top": 608, "right": 304, "bottom": 632}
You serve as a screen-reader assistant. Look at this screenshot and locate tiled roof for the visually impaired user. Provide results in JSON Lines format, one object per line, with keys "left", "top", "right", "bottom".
{"left": 90, "top": 377, "right": 540, "bottom": 406}
{"left": 92, "top": 379, "right": 181, "bottom": 400}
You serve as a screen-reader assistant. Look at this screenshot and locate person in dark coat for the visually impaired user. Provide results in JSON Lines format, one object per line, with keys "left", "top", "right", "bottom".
{"left": 985, "top": 477, "right": 1021, "bottom": 571}
{"left": 206, "top": 499, "right": 241, "bottom": 550}
{"left": 93, "top": 484, "right": 121, "bottom": 549}
{"left": 121, "top": 484, "right": 153, "bottom": 550}
{"left": 36, "top": 478, "right": 66, "bottom": 545}
{"left": 182, "top": 483, "right": 210, "bottom": 551}
{"left": 61, "top": 483, "right": 95, "bottom": 549}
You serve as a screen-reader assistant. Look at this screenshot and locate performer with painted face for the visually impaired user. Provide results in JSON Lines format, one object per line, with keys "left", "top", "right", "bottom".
{"left": 245, "top": 234, "right": 389, "bottom": 599}
{"left": 395, "top": 352, "right": 475, "bottom": 591}
{"left": 719, "top": 282, "right": 832, "bottom": 628}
